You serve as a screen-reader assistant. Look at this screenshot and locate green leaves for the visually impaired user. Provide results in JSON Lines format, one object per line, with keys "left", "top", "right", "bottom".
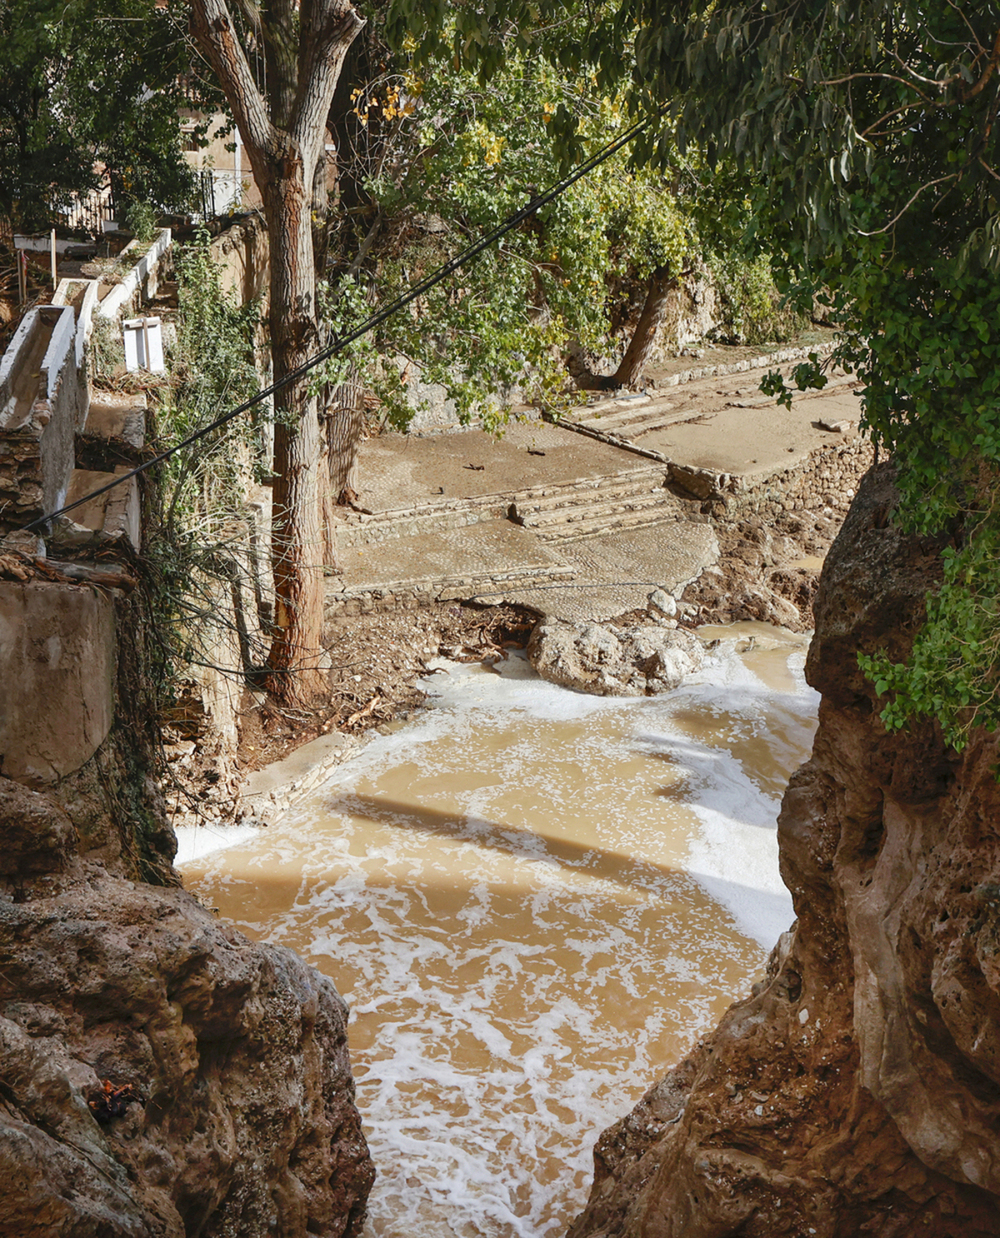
{"left": 0, "top": 0, "right": 205, "bottom": 229}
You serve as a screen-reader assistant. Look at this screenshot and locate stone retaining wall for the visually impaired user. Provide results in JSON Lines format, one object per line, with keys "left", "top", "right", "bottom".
{"left": 208, "top": 213, "right": 269, "bottom": 307}
{"left": 725, "top": 435, "right": 875, "bottom": 520}
{"left": 668, "top": 434, "right": 874, "bottom": 516}
{"left": 0, "top": 306, "right": 82, "bottom": 532}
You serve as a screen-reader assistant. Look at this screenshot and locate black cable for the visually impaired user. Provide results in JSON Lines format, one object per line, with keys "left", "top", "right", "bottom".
{"left": 23, "top": 110, "right": 657, "bottom": 535}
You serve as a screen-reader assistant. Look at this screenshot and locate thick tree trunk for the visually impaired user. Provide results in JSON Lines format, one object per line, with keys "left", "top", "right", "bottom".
{"left": 189, "top": 0, "right": 364, "bottom": 706}
{"left": 577, "top": 265, "right": 677, "bottom": 392}
{"left": 265, "top": 172, "right": 327, "bottom": 701}
{"left": 610, "top": 264, "right": 675, "bottom": 389}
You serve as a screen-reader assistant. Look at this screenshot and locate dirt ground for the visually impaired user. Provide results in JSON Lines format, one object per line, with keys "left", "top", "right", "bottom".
{"left": 234, "top": 602, "right": 539, "bottom": 769}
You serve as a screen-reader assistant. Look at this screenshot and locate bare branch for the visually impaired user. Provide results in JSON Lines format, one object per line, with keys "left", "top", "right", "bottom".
{"left": 963, "top": 25, "right": 1000, "bottom": 101}
{"left": 189, "top": 0, "right": 274, "bottom": 155}
{"left": 858, "top": 174, "right": 960, "bottom": 236}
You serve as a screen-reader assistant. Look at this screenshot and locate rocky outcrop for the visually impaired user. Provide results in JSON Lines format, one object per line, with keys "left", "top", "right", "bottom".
{"left": 528, "top": 619, "right": 704, "bottom": 696}
{"left": 0, "top": 778, "right": 374, "bottom": 1237}
{"left": 567, "top": 464, "right": 1000, "bottom": 1237}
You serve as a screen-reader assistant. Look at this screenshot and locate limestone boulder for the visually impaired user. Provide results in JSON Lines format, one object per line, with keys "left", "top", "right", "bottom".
{"left": 567, "top": 464, "right": 1000, "bottom": 1237}
{"left": 0, "top": 781, "right": 374, "bottom": 1238}
{"left": 527, "top": 619, "right": 704, "bottom": 696}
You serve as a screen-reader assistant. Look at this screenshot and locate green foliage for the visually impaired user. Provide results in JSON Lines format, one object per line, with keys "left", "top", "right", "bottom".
{"left": 0, "top": 0, "right": 207, "bottom": 231}
{"left": 612, "top": 0, "right": 1000, "bottom": 746}
{"left": 707, "top": 249, "right": 806, "bottom": 345}
{"left": 139, "top": 232, "right": 270, "bottom": 702}
{"left": 859, "top": 515, "right": 1000, "bottom": 751}
{"left": 159, "top": 231, "right": 264, "bottom": 529}
{"left": 322, "top": 44, "right": 758, "bottom": 426}
{"left": 125, "top": 200, "right": 160, "bottom": 244}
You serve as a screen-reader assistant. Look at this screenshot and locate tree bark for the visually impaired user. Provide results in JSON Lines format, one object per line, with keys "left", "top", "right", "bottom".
{"left": 577, "top": 264, "right": 678, "bottom": 392}
{"left": 327, "top": 370, "right": 366, "bottom": 504}
{"left": 189, "top": 0, "right": 364, "bottom": 705}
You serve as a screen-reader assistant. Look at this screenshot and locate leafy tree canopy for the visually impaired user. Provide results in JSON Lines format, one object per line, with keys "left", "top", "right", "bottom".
{"left": 623, "top": 0, "right": 1000, "bottom": 748}
{"left": 318, "top": 26, "right": 797, "bottom": 431}
{"left": 0, "top": 0, "right": 210, "bottom": 230}
{"left": 384, "top": 0, "right": 1000, "bottom": 746}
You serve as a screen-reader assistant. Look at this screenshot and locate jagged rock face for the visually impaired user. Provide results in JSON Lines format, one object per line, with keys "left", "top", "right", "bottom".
{"left": 0, "top": 781, "right": 374, "bottom": 1237}
{"left": 528, "top": 620, "right": 705, "bottom": 696}
{"left": 567, "top": 464, "right": 1000, "bottom": 1237}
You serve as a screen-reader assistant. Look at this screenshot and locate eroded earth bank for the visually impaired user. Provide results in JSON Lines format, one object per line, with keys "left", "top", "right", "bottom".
{"left": 567, "top": 464, "right": 1000, "bottom": 1237}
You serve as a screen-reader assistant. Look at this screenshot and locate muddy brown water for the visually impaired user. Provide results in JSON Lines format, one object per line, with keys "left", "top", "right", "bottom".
{"left": 180, "top": 626, "right": 818, "bottom": 1238}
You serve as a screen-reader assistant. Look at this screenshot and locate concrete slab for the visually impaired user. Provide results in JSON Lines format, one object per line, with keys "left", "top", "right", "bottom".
{"left": 332, "top": 519, "right": 571, "bottom": 594}
{"left": 357, "top": 419, "right": 645, "bottom": 514}
{"left": 489, "top": 522, "right": 719, "bottom": 623}
{"left": 630, "top": 387, "right": 862, "bottom": 477}
{"left": 243, "top": 730, "right": 361, "bottom": 821}
{"left": 65, "top": 467, "right": 141, "bottom": 548}
{"left": 330, "top": 352, "right": 864, "bottom": 626}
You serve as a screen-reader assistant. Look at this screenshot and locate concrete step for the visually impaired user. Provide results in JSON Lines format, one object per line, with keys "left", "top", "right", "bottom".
{"left": 511, "top": 468, "right": 666, "bottom": 518}
{"left": 530, "top": 501, "right": 683, "bottom": 543}
{"left": 516, "top": 489, "right": 676, "bottom": 527}
{"left": 575, "top": 403, "right": 680, "bottom": 432}
{"left": 334, "top": 464, "right": 669, "bottom": 547}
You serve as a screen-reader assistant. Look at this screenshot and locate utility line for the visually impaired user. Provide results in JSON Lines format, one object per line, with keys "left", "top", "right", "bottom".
{"left": 23, "top": 110, "right": 657, "bottom": 535}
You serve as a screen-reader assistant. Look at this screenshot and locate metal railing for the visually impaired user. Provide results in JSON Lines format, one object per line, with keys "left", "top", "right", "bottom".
{"left": 49, "top": 176, "right": 118, "bottom": 236}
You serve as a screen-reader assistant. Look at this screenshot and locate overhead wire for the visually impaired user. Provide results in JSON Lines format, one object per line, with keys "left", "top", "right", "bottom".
{"left": 23, "top": 108, "right": 659, "bottom": 535}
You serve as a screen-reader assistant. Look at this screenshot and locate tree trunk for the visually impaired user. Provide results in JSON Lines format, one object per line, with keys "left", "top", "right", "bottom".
{"left": 189, "top": 0, "right": 364, "bottom": 706}
{"left": 327, "top": 371, "right": 366, "bottom": 503}
{"left": 610, "top": 264, "right": 676, "bottom": 389}
{"left": 320, "top": 370, "right": 365, "bottom": 571}
{"left": 577, "top": 264, "right": 677, "bottom": 392}
{"left": 261, "top": 158, "right": 328, "bottom": 702}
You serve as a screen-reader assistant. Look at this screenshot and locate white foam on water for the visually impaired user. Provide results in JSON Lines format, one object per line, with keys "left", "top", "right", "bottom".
{"left": 182, "top": 637, "right": 819, "bottom": 1238}
{"left": 630, "top": 646, "right": 817, "bottom": 947}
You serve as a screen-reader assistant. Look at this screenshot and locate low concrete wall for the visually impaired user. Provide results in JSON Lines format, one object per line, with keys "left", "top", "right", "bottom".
{"left": 96, "top": 228, "right": 172, "bottom": 321}
{"left": 0, "top": 305, "right": 82, "bottom": 532}
{"left": 0, "top": 580, "right": 115, "bottom": 786}
{"left": 54, "top": 276, "right": 101, "bottom": 378}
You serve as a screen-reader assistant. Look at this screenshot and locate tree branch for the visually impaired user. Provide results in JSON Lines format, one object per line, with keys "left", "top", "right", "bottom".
{"left": 291, "top": 0, "right": 365, "bottom": 163}
{"left": 857, "top": 174, "right": 959, "bottom": 235}
{"left": 189, "top": 0, "right": 275, "bottom": 157}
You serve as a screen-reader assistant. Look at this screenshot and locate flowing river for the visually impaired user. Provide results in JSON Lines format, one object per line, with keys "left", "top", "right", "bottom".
{"left": 179, "top": 623, "right": 818, "bottom": 1238}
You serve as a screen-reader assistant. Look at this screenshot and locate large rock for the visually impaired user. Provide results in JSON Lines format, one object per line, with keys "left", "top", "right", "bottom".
{"left": 527, "top": 620, "right": 704, "bottom": 696}
{"left": 0, "top": 779, "right": 374, "bottom": 1238}
{"left": 567, "top": 464, "right": 1000, "bottom": 1237}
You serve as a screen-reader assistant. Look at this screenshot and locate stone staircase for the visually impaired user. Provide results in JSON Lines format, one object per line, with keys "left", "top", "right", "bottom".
{"left": 335, "top": 464, "right": 679, "bottom": 550}
{"left": 508, "top": 464, "right": 683, "bottom": 541}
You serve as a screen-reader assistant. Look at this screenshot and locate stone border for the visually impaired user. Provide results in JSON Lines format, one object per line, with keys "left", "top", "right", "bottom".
{"left": 239, "top": 730, "right": 367, "bottom": 824}
{"left": 632, "top": 340, "right": 835, "bottom": 392}
{"left": 96, "top": 228, "right": 172, "bottom": 322}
